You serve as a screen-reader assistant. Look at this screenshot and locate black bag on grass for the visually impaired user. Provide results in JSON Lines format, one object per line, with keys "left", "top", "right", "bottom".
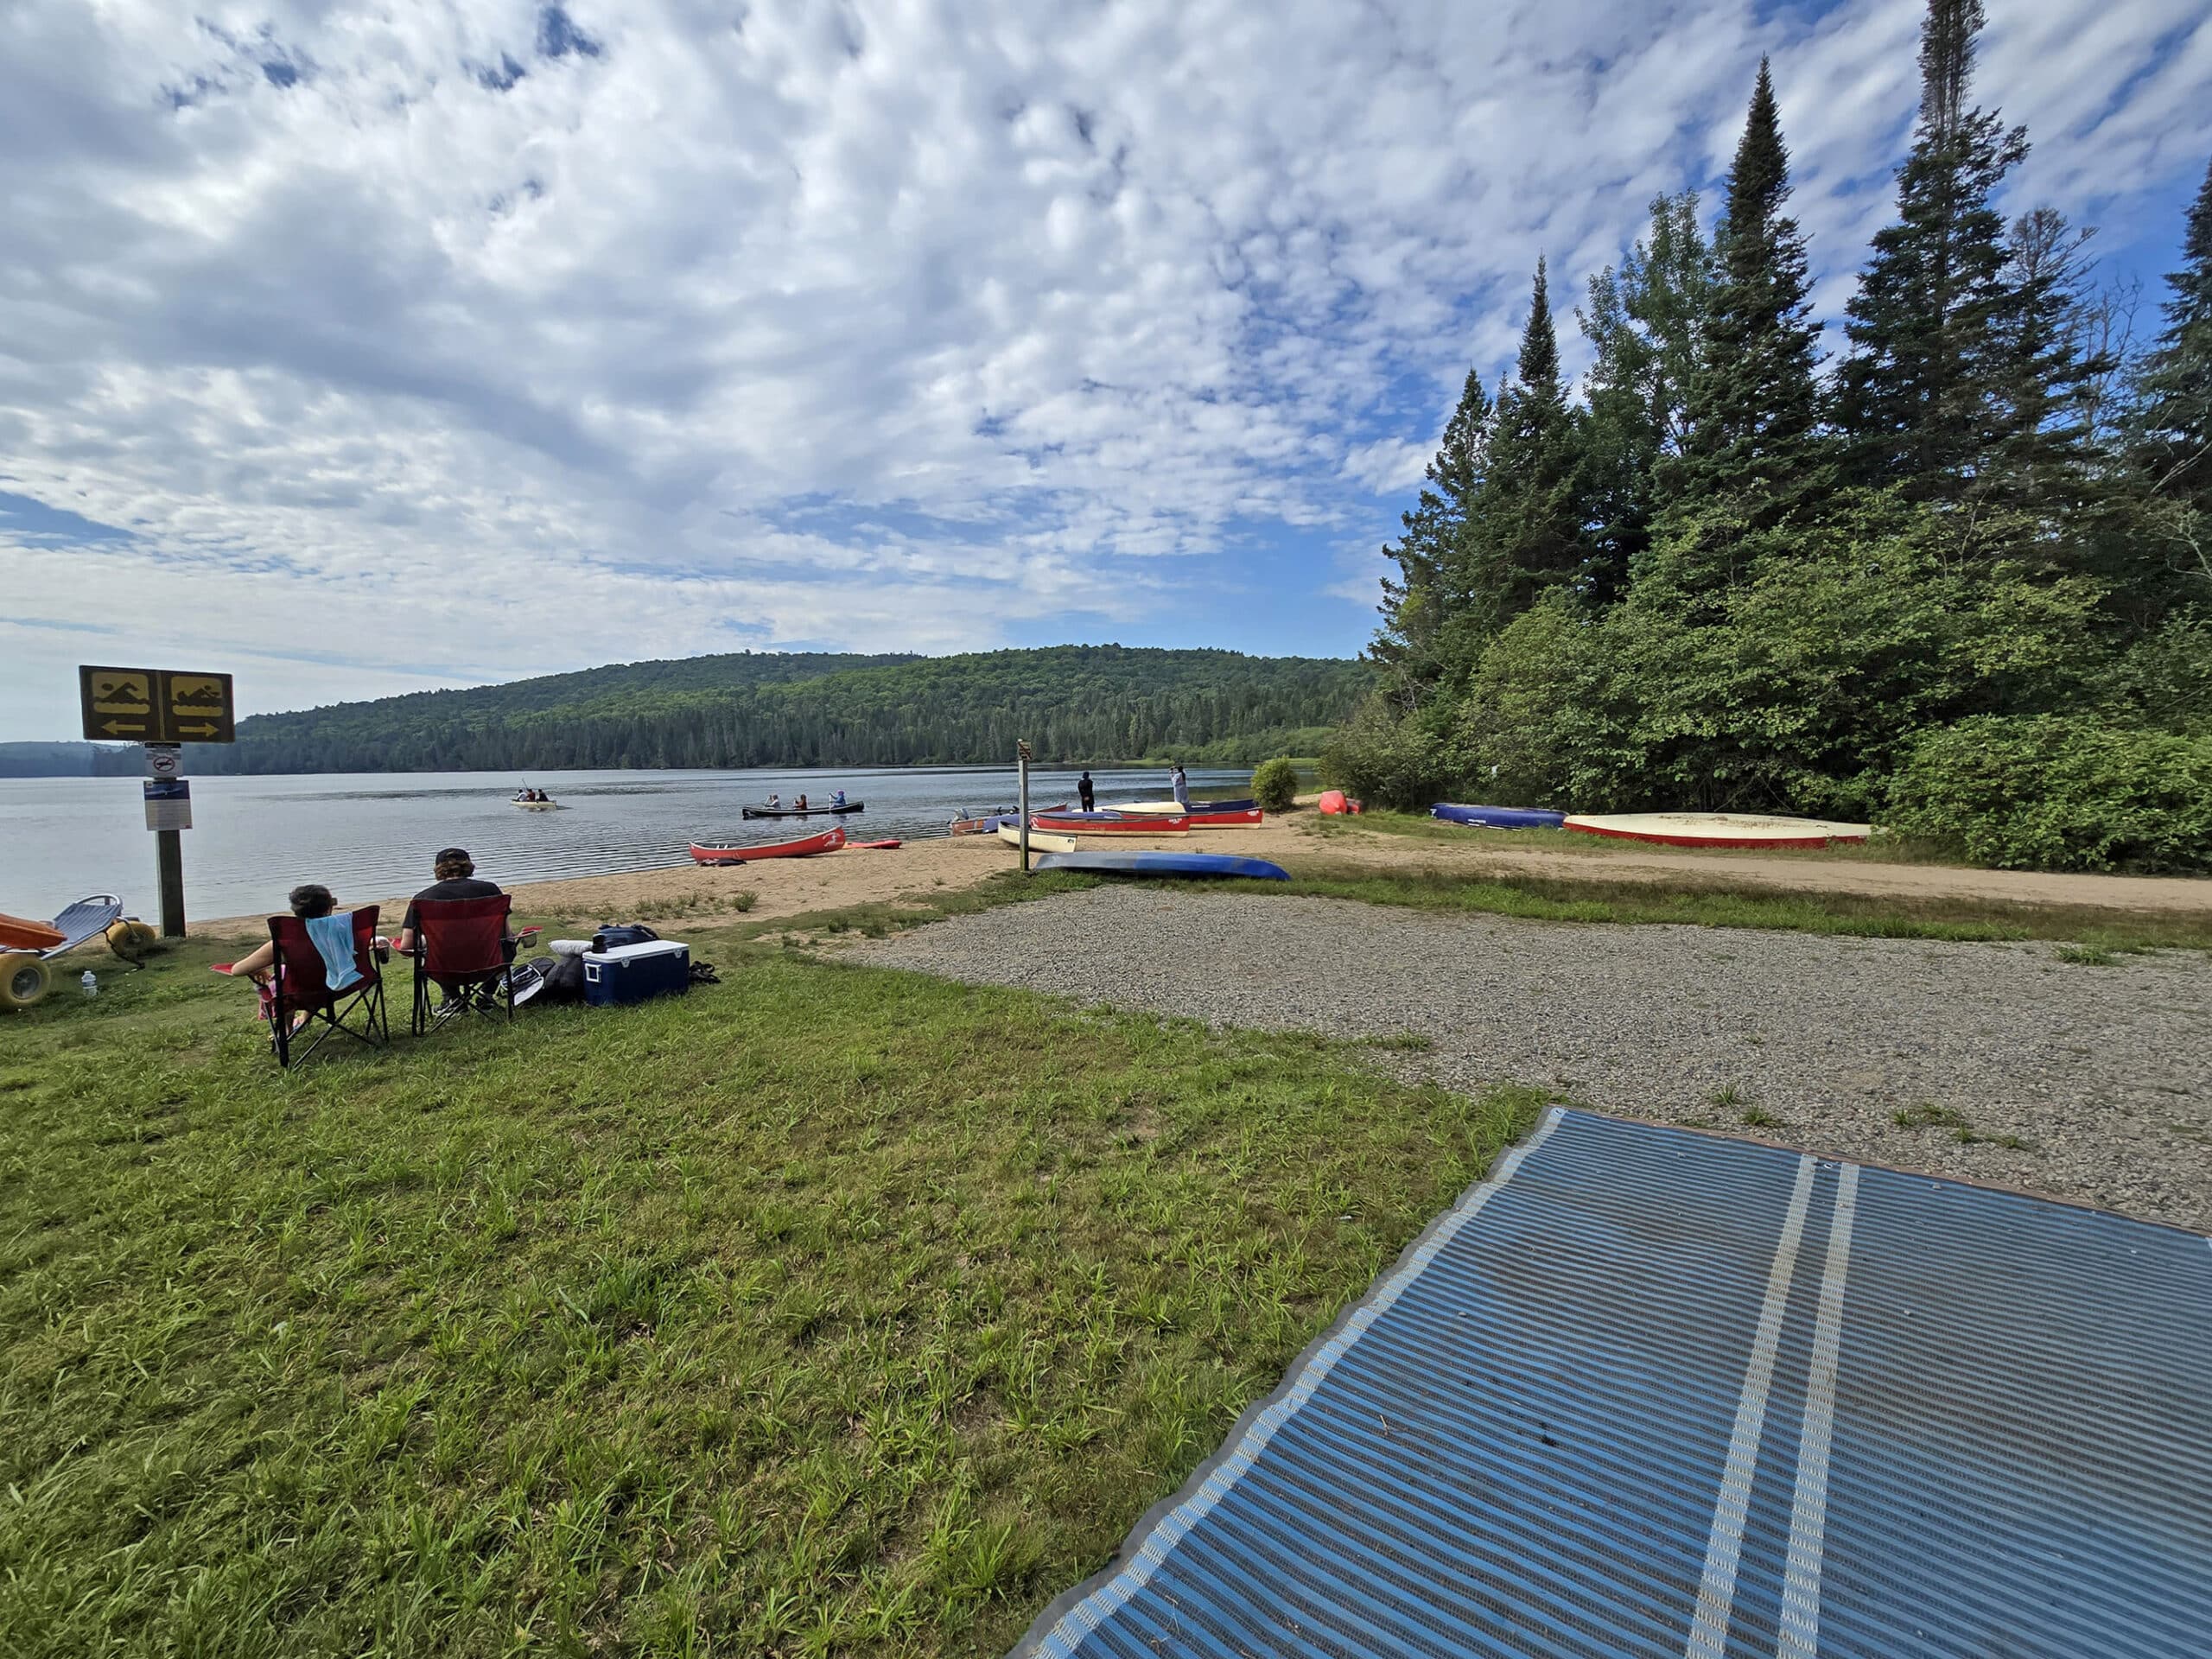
{"left": 539, "top": 952, "right": 588, "bottom": 1004}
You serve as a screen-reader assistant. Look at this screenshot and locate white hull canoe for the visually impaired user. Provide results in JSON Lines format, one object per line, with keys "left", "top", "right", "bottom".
{"left": 1000, "top": 823, "right": 1079, "bottom": 854}
{"left": 1103, "top": 800, "right": 1192, "bottom": 815}
{"left": 1562, "top": 812, "right": 1871, "bottom": 849}
{"left": 1033, "top": 812, "right": 1191, "bottom": 836}
{"left": 512, "top": 799, "right": 561, "bottom": 810}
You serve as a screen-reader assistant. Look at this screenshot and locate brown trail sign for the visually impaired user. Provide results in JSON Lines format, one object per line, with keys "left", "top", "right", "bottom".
{"left": 77, "top": 664, "right": 236, "bottom": 938}
{"left": 78, "top": 666, "right": 235, "bottom": 745}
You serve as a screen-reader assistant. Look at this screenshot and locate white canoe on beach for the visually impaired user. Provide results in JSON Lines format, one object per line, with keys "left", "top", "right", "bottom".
{"left": 1562, "top": 812, "right": 1871, "bottom": 849}
{"left": 1000, "top": 823, "right": 1079, "bottom": 854}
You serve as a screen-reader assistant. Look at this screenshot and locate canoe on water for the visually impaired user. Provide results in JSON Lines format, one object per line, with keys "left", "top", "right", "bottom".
{"left": 1562, "top": 812, "right": 1872, "bottom": 849}
{"left": 512, "top": 798, "right": 561, "bottom": 810}
{"left": 690, "top": 826, "right": 847, "bottom": 863}
{"left": 999, "top": 823, "right": 1079, "bottom": 854}
{"left": 1033, "top": 851, "right": 1291, "bottom": 881}
{"left": 1432, "top": 804, "right": 1566, "bottom": 830}
{"left": 1033, "top": 810, "right": 1191, "bottom": 836}
{"left": 741, "top": 801, "right": 864, "bottom": 818}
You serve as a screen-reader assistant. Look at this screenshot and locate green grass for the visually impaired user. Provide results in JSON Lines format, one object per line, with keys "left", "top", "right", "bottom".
{"left": 1265, "top": 864, "right": 2212, "bottom": 951}
{"left": 0, "top": 926, "right": 1540, "bottom": 1657}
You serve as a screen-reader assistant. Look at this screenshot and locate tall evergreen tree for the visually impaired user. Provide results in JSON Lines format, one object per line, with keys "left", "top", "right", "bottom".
{"left": 1463, "top": 259, "right": 1589, "bottom": 626}
{"left": 1580, "top": 192, "right": 1717, "bottom": 600}
{"left": 1372, "top": 367, "right": 1492, "bottom": 697}
{"left": 2137, "top": 156, "right": 2212, "bottom": 567}
{"left": 1835, "top": 0, "right": 2028, "bottom": 501}
{"left": 1979, "top": 207, "right": 2109, "bottom": 541}
{"left": 1672, "top": 60, "right": 1823, "bottom": 522}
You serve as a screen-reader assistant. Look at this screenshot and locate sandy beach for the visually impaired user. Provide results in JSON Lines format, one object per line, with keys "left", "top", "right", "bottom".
{"left": 189, "top": 805, "right": 2212, "bottom": 938}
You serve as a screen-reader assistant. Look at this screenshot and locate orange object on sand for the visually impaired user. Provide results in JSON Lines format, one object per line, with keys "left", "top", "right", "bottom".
{"left": 1318, "top": 790, "right": 1363, "bottom": 816}
{"left": 0, "top": 912, "right": 68, "bottom": 952}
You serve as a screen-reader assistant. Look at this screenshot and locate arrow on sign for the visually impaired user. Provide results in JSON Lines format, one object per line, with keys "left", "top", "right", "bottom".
{"left": 175, "top": 722, "right": 221, "bottom": 738}
{"left": 100, "top": 719, "right": 151, "bottom": 736}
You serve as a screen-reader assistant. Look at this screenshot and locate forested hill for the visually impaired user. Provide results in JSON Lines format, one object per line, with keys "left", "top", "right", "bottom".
{"left": 163, "top": 646, "right": 1369, "bottom": 774}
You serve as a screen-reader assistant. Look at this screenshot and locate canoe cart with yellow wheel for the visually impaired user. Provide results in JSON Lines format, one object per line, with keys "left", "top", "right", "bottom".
{"left": 0, "top": 894, "right": 137, "bottom": 1011}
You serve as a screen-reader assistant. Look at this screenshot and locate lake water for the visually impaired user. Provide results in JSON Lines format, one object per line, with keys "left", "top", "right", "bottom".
{"left": 0, "top": 764, "right": 1251, "bottom": 925}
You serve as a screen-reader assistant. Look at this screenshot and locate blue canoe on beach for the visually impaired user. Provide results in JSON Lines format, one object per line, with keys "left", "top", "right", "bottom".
{"left": 1033, "top": 850, "right": 1291, "bottom": 881}
{"left": 1432, "top": 803, "right": 1567, "bottom": 830}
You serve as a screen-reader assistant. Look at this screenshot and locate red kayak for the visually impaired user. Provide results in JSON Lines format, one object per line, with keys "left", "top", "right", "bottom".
{"left": 1188, "top": 807, "right": 1263, "bottom": 827}
{"left": 1033, "top": 810, "right": 1192, "bottom": 835}
{"left": 690, "top": 826, "right": 845, "bottom": 863}
{"left": 851, "top": 838, "right": 902, "bottom": 850}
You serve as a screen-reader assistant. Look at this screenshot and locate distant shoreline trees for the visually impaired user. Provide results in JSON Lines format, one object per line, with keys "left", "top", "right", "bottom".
{"left": 1331, "top": 0, "right": 2212, "bottom": 870}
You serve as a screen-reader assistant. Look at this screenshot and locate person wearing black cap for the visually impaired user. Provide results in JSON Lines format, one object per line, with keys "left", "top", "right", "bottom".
{"left": 390, "top": 848, "right": 504, "bottom": 957}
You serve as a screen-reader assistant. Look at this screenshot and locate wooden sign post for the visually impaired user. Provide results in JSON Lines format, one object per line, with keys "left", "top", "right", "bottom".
{"left": 79, "top": 666, "right": 237, "bottom": 938}
{"left": 1016, "top": 740, "right": 1033, "bottom": 874}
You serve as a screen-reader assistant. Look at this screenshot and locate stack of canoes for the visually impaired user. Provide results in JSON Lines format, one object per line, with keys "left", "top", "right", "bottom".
{"left": 1082, "top": 798, "right": 1263, "bottom": 829}
{"left": 1032, "top": 809, "right": 1192, "bottom": 836}
{"left": 950, "top": 804, "right": 1065, "bottom": 835}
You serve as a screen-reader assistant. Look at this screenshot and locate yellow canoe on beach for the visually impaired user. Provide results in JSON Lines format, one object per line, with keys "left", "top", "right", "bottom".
{"left": 1103, "top": 801, "right": 1190, "bottom": 815}
{"left": 1000, "top": 823, "right": 1078, "bottom": 854}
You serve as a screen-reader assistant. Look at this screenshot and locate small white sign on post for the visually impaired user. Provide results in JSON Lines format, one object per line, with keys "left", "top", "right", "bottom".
{"left": 143, "top": 779, "right": 192, "bottom": 832}
{"left": 145, "top": 743, "right": 181, "bottom": 779}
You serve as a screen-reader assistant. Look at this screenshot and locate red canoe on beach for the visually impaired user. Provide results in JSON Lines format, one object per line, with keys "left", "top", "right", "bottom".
{"left": 1033, "top": 811, "right": 1192, "bottom": 836}
{"left": 690, "top": 826, "right": 845, "bottom": 863}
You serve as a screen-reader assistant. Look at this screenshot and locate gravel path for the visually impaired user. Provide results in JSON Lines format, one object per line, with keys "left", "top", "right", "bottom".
{"left": 849, "top": 888, "right": 2212, "bottom": 1232}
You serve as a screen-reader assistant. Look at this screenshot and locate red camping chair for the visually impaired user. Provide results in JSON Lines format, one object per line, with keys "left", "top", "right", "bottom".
{"left": 267, "top": 907, "right": 389, "bottom": 1069}
{"left": 407, "top": 894, "right": 515, "bottom": 1035}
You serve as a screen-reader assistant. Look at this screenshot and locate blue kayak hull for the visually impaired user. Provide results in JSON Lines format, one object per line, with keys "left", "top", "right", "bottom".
{"left": 1432, "top": 803, "right": 1566, "bottom": 830}
{"left": 1034, "top": 851, "right": 1291, "bottom": 881}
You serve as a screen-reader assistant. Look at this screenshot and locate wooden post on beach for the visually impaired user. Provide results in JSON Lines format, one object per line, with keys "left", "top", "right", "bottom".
{"left": 1016, "top": 740, "right": 1033, "bottom": 874}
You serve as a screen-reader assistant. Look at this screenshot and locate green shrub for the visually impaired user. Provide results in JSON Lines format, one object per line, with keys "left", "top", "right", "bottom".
{"left": 1887, "top": 715, "right": 2212, "bottom": 872}
{"left": 1250, "top": 757, "right": 1301, "bottom": 812}
{"left": 1319, "top": 698, "right": 1462, "bottom": 809}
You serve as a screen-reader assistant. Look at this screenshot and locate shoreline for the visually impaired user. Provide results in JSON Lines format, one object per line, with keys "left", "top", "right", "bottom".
{"left": 190, "top": 809, "right": 2212, "bottom": 937}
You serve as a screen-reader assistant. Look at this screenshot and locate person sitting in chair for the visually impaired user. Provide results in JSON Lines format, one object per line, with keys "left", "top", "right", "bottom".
{"left": 390, "top": 848, "right": 505, "bottom": 957}
{"left": 221, "top": 883, "right": 340, "bottom": 1032}
{"left": 391, "top": 847, "right": 516, "bottom": 1011}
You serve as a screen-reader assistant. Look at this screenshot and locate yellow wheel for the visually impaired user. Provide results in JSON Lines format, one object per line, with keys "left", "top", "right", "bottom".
{"left": 106, "top": 918, "right": 159, "bottom": 961}
{"left": 0, "top": 952, "right": 54, "bottom": 1012}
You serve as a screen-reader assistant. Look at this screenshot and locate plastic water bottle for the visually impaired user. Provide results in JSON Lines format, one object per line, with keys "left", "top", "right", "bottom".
{"left": 80, "top": 970, "right": 99, "bottom": 998}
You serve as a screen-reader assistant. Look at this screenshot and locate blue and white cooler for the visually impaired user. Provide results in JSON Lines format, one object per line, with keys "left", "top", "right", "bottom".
{"left": 582, "top": 940, "right": 691, "bottom": 1007}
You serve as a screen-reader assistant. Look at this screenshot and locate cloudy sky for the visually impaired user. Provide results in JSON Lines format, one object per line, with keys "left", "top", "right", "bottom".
{"left": 3, "top": 0, "right": 2208, "bottom": 737}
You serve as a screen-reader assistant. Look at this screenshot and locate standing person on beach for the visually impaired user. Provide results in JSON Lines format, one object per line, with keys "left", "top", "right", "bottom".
{"left": 1171, "top": 765, "right": 1189, "bottom": 808}
{"left": 1077, "top": 771, "right": 1095, "bottom": 811}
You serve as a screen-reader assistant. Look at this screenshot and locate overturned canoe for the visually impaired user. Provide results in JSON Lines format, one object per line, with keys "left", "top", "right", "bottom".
{"left": 1000, "top": 823, "right": 1079, "bottom": 854}
{"left": 1034, "top": 850, "right": 1290, "bottom": 881}
{"left": 1033, "top": 810, "right": 1191, "bottom": 836}
{"left": 850, "top": 838, "right": 902, "bottom": 850}
{"left": 1432, "top": 804, "right": 1566, "bottom": 830}
{"left": 690, "top": 826, "right": 846, "bottom": 863}
{"left": 1562, "top": 812, "right": 1872, "bottom": 849}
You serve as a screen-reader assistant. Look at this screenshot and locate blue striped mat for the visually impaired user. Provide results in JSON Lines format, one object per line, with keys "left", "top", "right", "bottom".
{"left": 1014, "top": 1108, "right": 2212, "bottom": 1657}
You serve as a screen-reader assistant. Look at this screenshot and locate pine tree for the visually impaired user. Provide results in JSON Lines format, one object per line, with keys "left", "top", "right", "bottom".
{"left": 1673, "top": 60, "right": 1823, "bottom": 519}
{"left": 1462, "top": 259, "right": 1588, "bottom": 627}
{"left": 1835, "top": 0, "right": 2028, "bottom": 501}
{"left": 1978, "top": 207, "right": 2110, "bottom": 543}
{"left": 1580, "top": 192, "right": 1716, "bottom": 601}
{"left": 1372, "top": 367, "right": 1492, "bottom": 696}
{"left": 2137, "top": 158, "right": 2212, "bottom": 539}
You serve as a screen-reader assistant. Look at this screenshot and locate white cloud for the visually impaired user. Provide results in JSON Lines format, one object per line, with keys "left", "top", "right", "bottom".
{"left": 0, "top": 0, "right": 2207, "bottom": 734}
